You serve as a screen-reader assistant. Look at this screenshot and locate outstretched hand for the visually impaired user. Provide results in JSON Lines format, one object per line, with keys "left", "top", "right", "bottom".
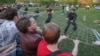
{"left": 73, "top": 39, "right": 80, "bottom": 45}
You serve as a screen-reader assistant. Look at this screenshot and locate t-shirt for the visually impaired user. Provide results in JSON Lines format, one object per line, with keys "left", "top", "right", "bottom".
{"left": 46, "top": 8, "right": 52, "bottom": 13}
{"left": 37, "top": 40, "right": 73, "bottom": 56}
{"left": 20, "top": 31, "right": 42, "bottom": 56}
{"left": 0, "top": 20, "right": 18, "bottom": 47}
{"left": 68, "top": 12, "right": 77, "bottom": 20}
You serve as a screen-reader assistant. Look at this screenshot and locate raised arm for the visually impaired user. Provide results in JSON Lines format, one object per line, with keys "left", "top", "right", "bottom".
{"left": 71, "top": 39, "right": 80, "bottom": 56}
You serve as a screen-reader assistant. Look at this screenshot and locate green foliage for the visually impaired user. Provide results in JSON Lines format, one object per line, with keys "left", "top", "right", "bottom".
{"left": 39, "top": 0, "right": 55, "bottom": 5}
{"left": 59, "top": 0, "right": 69, "bottom": 4}
{"left": 59, "top": 0, "right": 78, "bottom": 5}
{"left": 68, "top": 0, "right": 78, "bottom": 5}
{"left": 0, "top": 0, "right": 15, "bottom": 4}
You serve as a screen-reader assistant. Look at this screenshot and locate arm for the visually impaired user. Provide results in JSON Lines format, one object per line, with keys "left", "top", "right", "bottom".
{"left": 2, "top": 42, "right": 16, "bottom": 53}
{"left": 58, "top": 35, "right": 68, "bottom": 43}
{"left": 0, "top": 42, "right": 16, "bottom": 56}
{"left": 36, "top": 26, "right": 42, "bottom": 36}
{"left": 0, "top": 42, "right": 16, "bottom": 52}
{"left": 73, "top": 13, "right": 77, "bottom": 22}
{"left": 71, "top": 39, "right": 80, "bottom": 56}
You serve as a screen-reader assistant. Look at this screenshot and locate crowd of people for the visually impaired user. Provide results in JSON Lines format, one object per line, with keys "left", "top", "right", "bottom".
{"left": 0, "top": 4, "right": 81, "bottom": 56}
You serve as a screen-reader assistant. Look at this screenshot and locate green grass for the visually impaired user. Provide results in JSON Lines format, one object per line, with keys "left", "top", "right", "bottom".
{"left": 20, "top": 6, "right": 100, "bottom": 56}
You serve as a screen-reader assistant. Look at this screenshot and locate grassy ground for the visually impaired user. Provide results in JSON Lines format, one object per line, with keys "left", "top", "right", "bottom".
{"left": 20, "top": 6, "right": 100, "bottom": 56}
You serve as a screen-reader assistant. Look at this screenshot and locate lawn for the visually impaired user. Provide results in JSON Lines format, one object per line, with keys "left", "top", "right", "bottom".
{"left": 20, "top": 6, "right": 100, "bottom": 56}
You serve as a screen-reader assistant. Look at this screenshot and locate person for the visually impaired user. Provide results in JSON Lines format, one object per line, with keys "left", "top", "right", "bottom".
{"left": 64, "top": 9, "right": 77, "bottom": 35}
{"left": 16, "top": 15, "right": 42, "bottom": 56}
{"left": 0, "top": 8, "right": 19, "bottom": 56}
{"left": 33, "top": 8, "right": 40, "bottom": 20}
{"left": 65, "top": 5, "right": 69, "bottom": 15}
{"left": 76, "top": 5, "right": 79, "bottom": 9}
{"left": 23, "top": 6, "right": 28, "bottom": 15}
{"left": 45, "top": 6, "right": 53, "bottom": 24}
{"left": 85, "top": 5, "right": 90, "bottom": 10}
{"left": 37, "top": 23, "right": 80, "bottom": 56}
{"left": 62, "top": 5, "right": 65, "bottom": 14}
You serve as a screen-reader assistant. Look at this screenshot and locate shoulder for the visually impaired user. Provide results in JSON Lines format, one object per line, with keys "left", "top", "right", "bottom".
{"left": 0, "top": 21, "right": 16, "bottom": 29}
{"left": 39, "top": 40, "right": 47, "bottom": 44}
{"left": 58, "top": 52, "right": 73, "bottom": 56}
{"left": 38, "top": 40, "right": 47, "bottom": 48}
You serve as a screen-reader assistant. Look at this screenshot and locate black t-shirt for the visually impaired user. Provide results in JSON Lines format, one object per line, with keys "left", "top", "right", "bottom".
{"left": 68, "top": 12, "right": 77, "bottom": 20}
{"left": 24, "top": 7, "right": 28, "bottom": 11}
{"left": 34, "top": 10, "right": 39, "bottom": 13}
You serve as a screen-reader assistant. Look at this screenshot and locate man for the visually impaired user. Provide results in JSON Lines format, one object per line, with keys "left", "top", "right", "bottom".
{"left": 45, "top": 6, "right": 53, "bottom": 24}
{"left": 16, "top": 16, "right": 42, "bottom": 56}
{"left": 64, "top": 9, "right": 77, "bottom": 35}
{"left": 62, "top": 5, "right": 65, "bottom": 14}
{"left": 23, "top": 6, "right": 28, "bottom": 15}
{"left": 37, "top": 23, "right": 80, "bottom": 56}
{"left": 0, "top": 8, "right": 19, "bottom": 56}
{"left": 33, "top": 8, "right": 40, "bottom": 20}
{"left": 65, "top": 5, "right": 69, "bottom": 14}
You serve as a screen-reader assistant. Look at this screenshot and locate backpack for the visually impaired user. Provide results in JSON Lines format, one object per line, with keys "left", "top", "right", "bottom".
{"left": 48, "top": 50, "right": 62, "bottom": 56}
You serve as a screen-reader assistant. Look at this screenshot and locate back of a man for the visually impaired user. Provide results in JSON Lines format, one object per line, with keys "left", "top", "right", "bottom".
{"left": 37, "top": 40, "right": 73, "bottom": 56}
{"left": 0, "top": 8, "right": 19, "bottom": 56}
{"left": 16, "top": 16, "right": 42, "bottom": 56}
{"left": 37, "top": 23, "right": 75, "bottom": 56}
{"left": 20, "top": 32, "right": 42, "bottom": 56}
{"left": 0, "top": 20, "right": 18, "bottom": 46}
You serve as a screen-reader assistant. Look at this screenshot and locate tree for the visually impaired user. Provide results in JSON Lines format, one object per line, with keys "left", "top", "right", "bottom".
{"left": 79, "top": 0, "right": 93, "bottom": 6}
{"left": 39, "top": 0, "right": 55, "bottom": 5}
{"left": 59, "top": 0, "right": 69, "bottom": 4}
{"left": 0, "top": 0, "right": 15, "bottom": 4}
{"left": 69, "top": 0, "right": 78, "bottom": 5}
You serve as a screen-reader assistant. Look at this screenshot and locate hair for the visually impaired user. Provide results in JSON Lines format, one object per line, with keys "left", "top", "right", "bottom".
{"left": 0, "top": 11, "right": 6, "bottom": 19}
{"left": 46, "top": 5, "right": 49, "bottom": 8}
{"left": 71, "top": 8, "right": 75, "bottom": 11}
{"left": 4, "top": 8, "right": 18, "bottom": 20}
{"left": 16, "top": 16, "right": 33, "bottom": 33}
{"left": 43, "top": 23, "right": 60, "bottom": 44}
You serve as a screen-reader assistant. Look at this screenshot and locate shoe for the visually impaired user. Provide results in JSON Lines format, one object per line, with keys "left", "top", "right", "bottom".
{"left": 93, "top": 41, "right": 100, "bottom": 45}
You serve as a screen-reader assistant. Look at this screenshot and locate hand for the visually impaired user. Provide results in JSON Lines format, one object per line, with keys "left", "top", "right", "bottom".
{"left": 73, "top": 39, "right": 80, "bottom": 45}
{"left": 66, "top": 18, "right": 68, "bottom": 20}
{"left": 58, "top": 35, "right": 69, "bottom": 43}
{"left": 52, "top": 11, "right": 54, "bottom": 13}
{"left": 71, "top": 20, "right": 73, "bottom": 22}
{"left": 36, "top": 27, "right": 42, "bottom": 32}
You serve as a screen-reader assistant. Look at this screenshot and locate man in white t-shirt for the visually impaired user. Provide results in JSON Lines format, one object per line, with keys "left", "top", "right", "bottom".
{"left": 66, "top": 5, "right": 69, "bottom": 14}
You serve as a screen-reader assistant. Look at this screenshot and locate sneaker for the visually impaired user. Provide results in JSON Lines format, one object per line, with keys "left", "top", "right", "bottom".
{"left": 93, "top": 41, "right": 100, "bottom": 45}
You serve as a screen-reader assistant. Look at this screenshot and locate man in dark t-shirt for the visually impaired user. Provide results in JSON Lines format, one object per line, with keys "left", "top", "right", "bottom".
{"left": 45, "top": 6, "right": 53, "bottom": 24}
{"left": 33, "top": 8, "right": 40, "bottom": 20}
{"left": 64, "top": 9, "right": 77, "bottom": 35}
{"left": 23, "top": 6, "right": 28, "bottom": 15}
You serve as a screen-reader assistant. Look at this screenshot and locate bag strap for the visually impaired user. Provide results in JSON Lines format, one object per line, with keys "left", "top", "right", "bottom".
{"left": 49, "top": 50, "right": 62, "bottom": 56}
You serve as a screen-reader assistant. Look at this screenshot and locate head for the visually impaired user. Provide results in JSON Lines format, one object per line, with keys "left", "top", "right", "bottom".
{"left": 4, "top": 8, "right": 19, "bottom": 22}
{"left": 43, "top": 23, "right": 60, "bottom": 44}
{"left": 46, "top": 5, "right": 49, "bottom": 8}
{"left": 71, "top": 8, "right": 75, "bottom": 13}
{"left": 36, "top": 8, "right": 38, "bottom": 10}
{"left": 16, "top": 16, "right": 37, "bottom": 34}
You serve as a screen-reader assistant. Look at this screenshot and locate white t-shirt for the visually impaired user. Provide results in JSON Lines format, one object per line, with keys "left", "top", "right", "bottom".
{"left": 66, "top": 6, "right": 69, "bottom": 11}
